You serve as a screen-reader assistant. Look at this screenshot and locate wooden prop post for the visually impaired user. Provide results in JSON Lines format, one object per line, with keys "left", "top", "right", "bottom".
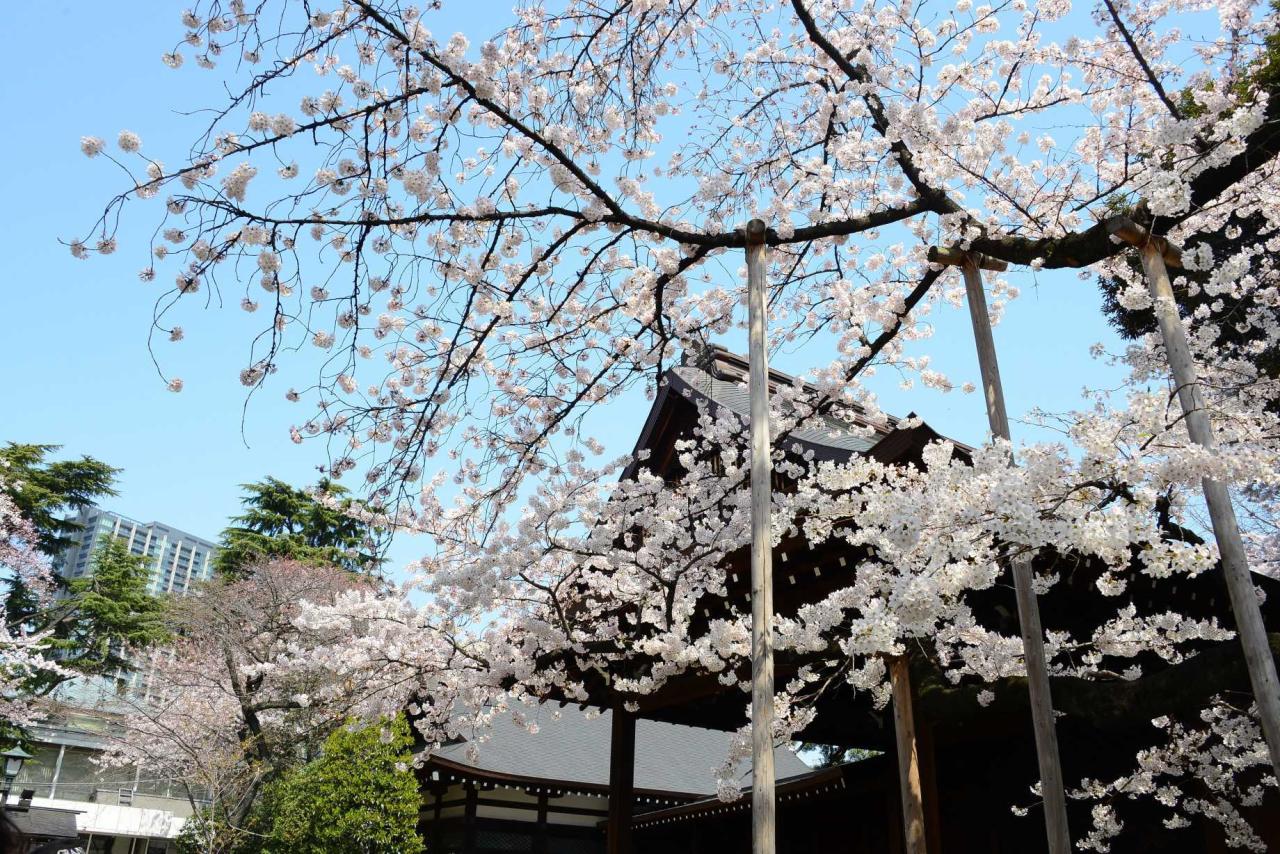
{"left": 929, "top": 246, "right": 1073, "bottom": 854}
{"left": 745, "top": 218, "right": 777, "bottom": 854}
{"left": 1106, "top": 217, "right": 1280, "bottom": 774}
{"left": 889, "top": 657, "right": 928, "bottom": 854}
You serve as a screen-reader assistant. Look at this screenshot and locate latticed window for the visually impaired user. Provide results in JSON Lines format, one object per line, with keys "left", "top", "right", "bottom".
{"left": 543, "top": 831, "right": 605, "bottom": 854}
{"left": 473, "top": 826, "right": 535, "bottom": 851}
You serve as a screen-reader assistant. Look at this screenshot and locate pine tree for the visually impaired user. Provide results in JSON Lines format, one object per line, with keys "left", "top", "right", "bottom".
{"left": 1, "top": 442, "right": 119, "bottom": 629}
{"left": 0, "top": 443, "right": 119, "bottom": 555}
{"left": 46, "top": 536, "right": 168, "bottom": 680}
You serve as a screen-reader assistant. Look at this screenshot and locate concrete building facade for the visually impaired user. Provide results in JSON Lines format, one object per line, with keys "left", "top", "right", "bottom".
{"left": 8, "top": 706, "right": 197, "bottom": 853}
{"left": 58, "top": 508, "right": 217, "bottom": 597}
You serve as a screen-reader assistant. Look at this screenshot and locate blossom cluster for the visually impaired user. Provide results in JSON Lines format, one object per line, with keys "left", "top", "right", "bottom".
{"left": 0, "top": 482, "right": 65, "bottom": 726}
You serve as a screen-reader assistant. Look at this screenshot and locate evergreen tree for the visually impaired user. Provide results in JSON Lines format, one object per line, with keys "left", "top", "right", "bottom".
{"left": 1, "top": 442, "right": 119, "bottom": 628}
{"left": 261, "top": 717, "right": 424, "bottom": 854}
{"left": 215, "top": 477, "right": 382, "bottom": 577}
{"left": 0, "top": 443, "right": 119, "bottom": 555}
{"left": 41, "top": 536, "right": 168, "bottom": 686}
{"left": 0, "top": 443, "right": 165, "bottom": 698}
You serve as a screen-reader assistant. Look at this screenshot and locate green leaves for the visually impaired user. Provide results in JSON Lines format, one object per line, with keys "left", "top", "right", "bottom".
{"left": 40, "top": 536, "right": 168, "bottom": 687}
{"left": 0, "top": 442, "right": 119, "bottom": 556}
{"left": 215, "top": 477, "right": 383, "bottom": 578}
{"left": 262, "top": 717, "right": 425, "bottom": 854}
{"left": 1, "top": 442, "right": 165, "bottom": 700}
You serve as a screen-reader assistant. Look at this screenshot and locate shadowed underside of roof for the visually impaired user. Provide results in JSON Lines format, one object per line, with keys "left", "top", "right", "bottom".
{"left": 426, "top": 702, "right": 811, "bottom": 797}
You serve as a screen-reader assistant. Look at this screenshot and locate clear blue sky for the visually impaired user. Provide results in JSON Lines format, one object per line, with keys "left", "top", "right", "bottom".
{"left": 0, "top": 3, "right": 1128, "bottom": 573}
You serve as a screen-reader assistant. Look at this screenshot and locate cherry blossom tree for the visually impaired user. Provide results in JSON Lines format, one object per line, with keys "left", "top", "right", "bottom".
{"left": 99, "top": 559, "right": 407, "bottom": 848}
{"left": 79, "top": 0, "right": 1280, "bottom": 846}
{"left": 0, "top": 484, "right": 65, "bottom": 730}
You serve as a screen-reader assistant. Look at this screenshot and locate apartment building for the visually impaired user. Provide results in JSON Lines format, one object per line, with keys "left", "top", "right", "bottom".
{"left": 57, "top": 508, "right": 217, "bottom": 597}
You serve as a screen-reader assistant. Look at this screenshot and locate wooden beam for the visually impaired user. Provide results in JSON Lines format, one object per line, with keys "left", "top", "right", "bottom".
{"left": 930, "top": 246, "right": 1072, "bottom": 854}
{"left": 746, "top": 217, "right": 777, "bottom": 854}
{"left": 1103, "top": 216, "right": 1182, "bottom": 268}
{"left": 607, "top": 698, "right": 637, "bottom": 854}
{"left": 927, "top": 246, "right": 1008, "bottom": 272}
{"left": 889, "top": 657, "right": 928, "bottom": 854}
{"left": 1107, "top": 216, "right": 1280, "bottom": 776}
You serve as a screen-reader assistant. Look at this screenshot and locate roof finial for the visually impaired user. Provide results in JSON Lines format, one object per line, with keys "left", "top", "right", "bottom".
{"left": 680, "top": 334, "right": 715, "bottom": 370}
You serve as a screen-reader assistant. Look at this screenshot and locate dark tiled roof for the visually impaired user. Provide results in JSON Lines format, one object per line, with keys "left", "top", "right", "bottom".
{"left": 622, "top": 346, "right": 902, "bottom": 482}
{"left": 429, "top": 702, "right": 812, "bottom": 796}
{"left": 670, "top": 364, "right": 885, "bottom": 456}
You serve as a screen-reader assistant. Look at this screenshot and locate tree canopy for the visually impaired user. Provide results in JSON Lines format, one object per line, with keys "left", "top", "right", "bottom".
{"left": 0, "top": 443, "right": 118, "bottom": 556}
{"left": 262, "top": 717, "right": 424, "bottom": 854}
{"left": 103, "top": 559, "right": 391, "bottom": 851}
{"left": 215, "top": 477, "right": 382, "bottom": 577}
{"left": 42, "top": 537, "right": 168, "bottom": 686}
{"left": 1098, "top": 6, "right": 1280, "bottom": 404}
{"left": 2, "top": 442, "right": 120, "bottom": 631}
{"left": 1, "top": 444, "right": 164, "bottom": 712}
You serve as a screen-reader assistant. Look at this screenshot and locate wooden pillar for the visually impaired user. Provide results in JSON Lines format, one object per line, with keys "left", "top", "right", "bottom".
{"left": 889, "top": 657, "right": 928, "bottom": 854}
{"left": 464, "top": 782, "right": 478, "bottom": 854}
{"left": 928, "top": 245, "right": 1072, "bottom": 854}
{"left": 1107, "top": 216, "right": 1280, "bottom": 776}
{"left": 535, "top": 791, "right": 549, "bottom": 854}
{"left": 431, "top": 787, "right": 443, "bottom": 853}
{"left": 607, "top": 699, "right": 637, "bottom": 854}
{"left": 745, "top": 217, "right": 777, "bottom": 854}
{"left": 917, "top": 722, "right": 943, "bottom": 854}
{"left": 885, "top": 762, "right": 905, "bottom": 854}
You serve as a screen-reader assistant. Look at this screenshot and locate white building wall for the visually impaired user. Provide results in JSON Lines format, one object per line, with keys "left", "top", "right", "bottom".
{"left": 26, "top": 796, "right": 187, "bottom": 839}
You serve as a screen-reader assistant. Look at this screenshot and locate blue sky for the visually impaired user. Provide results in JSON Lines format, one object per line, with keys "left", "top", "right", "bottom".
{"left": 0, "top": 2, "right": 1130, "bottom": 574}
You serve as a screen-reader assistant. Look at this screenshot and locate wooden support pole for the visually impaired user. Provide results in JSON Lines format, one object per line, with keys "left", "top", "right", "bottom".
{"left": 607, "top": 698, "right": 636, "bottom": 854}
{"left": 746, "top": 218, "right": 777, "bottom": 854}
{"left": 889, "top": 656, "right": 928, "bottom": 854}
{"left": 1106, "top": 216, "right": 1280, "bottom": 775}
{"left": 929, "top": 245, "right": 1072, "bottom": 854}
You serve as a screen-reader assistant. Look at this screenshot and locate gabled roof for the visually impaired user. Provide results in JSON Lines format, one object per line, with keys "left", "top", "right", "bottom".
{"left": 425, "top": 701, "right": 811, "bottom": 798}
{"left": 624, "top": 346, "right": 958, "bottom": 481}
{"left": 670, "top": 348, "right": 893, "bottom": 456}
